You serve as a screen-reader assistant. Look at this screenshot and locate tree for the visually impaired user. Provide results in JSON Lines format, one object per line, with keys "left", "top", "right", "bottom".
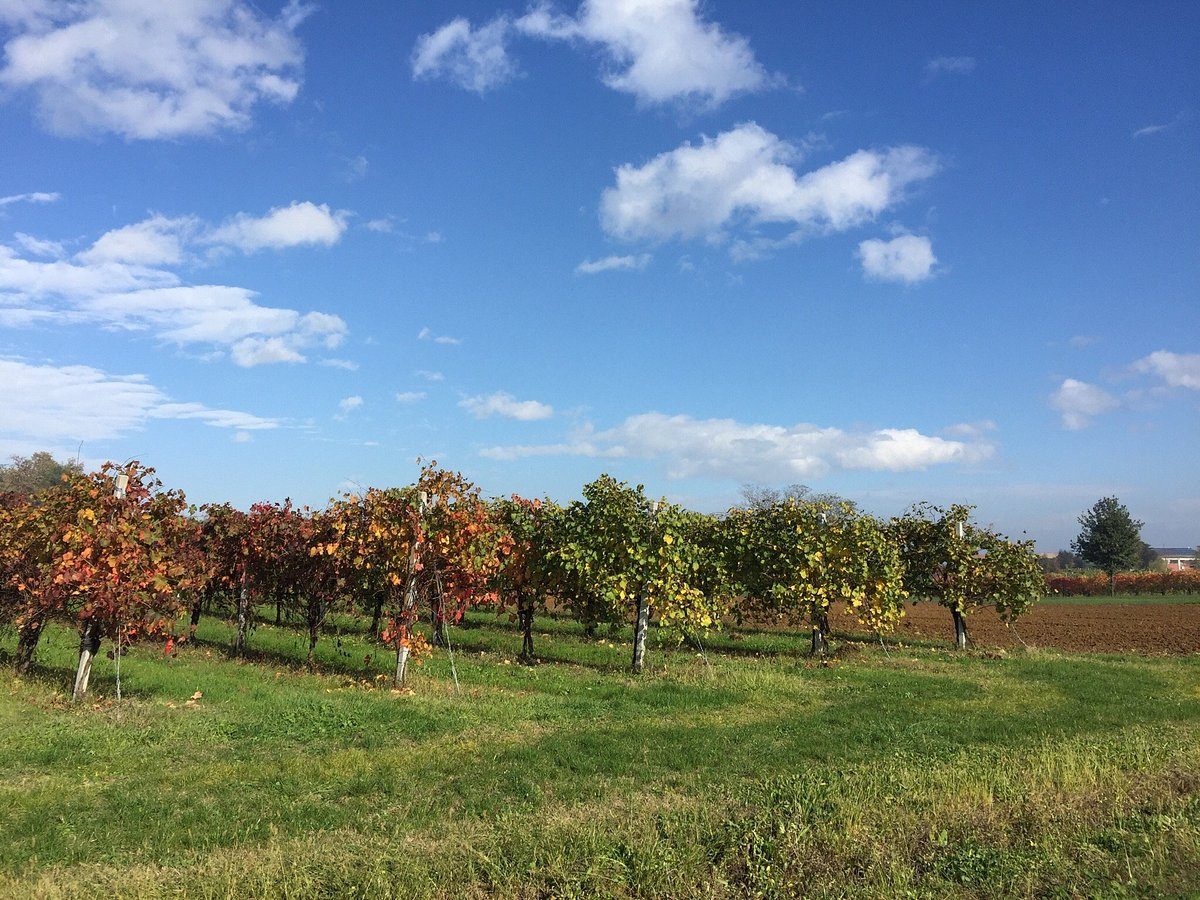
{"left": 740, "top": 483, "right": 856, "bottom": 512}
{"left": 251, "top": 500, "right": 334, "bottom": 668}
{"left": 199, "top": 503, "right": 254, "bottom": 655}
{"left": 0, "top": 452, "right": 83, "bottom": 496}
{"left": 0, "top": 483, "right": 83, "bottom": 672}
{"left": 724, "top": 500, "right": 905, "bottom": 654}
{"left": 492, "top": 496, "right": 560, "bottom": 663}
{"left": 1072, "top": 497, "right": 1145, "bottom": 595}
{"left": 891, "top": 504, "right": 1043, "bottom": 649}
{"left": 52, "top": 463, "right": 203, "bottom": 699}
{"left": 321, "top": 485, "right": 425, "bottom": 685}
{"left": 556, "top": 476, "right": 730, "bottom": 673}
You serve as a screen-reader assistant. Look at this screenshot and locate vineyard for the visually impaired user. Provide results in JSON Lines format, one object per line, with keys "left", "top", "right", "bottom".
{"left": 2, "top": 462, "right": 1199, "bottom": 898}
{"left": 0, "top": 461, "right": 1055, "bottom": 694}
{"left": 1046, "top": 570, "right": 1200, "bottom": 597}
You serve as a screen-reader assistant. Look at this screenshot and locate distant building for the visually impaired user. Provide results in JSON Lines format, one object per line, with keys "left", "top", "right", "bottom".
{"left": 1149, "top": 547, "right": 1197, "bottom": 571}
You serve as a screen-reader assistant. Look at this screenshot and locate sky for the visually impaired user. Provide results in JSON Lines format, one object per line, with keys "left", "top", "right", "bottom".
{"left": 0, "top": 0, "right": 1197, "bottom": 550}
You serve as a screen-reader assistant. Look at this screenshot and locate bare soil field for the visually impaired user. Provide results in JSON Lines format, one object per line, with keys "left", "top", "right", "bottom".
{"left": 874, "top": 601, "right": 1200, "bottom": 654}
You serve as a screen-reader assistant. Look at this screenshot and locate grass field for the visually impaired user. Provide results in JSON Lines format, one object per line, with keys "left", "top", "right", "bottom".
{"left": 1042, "top": 593, "right": 1200, "bottom": 606}
{"left": 2, "top": 610, "right": 1199, "bottom": 899}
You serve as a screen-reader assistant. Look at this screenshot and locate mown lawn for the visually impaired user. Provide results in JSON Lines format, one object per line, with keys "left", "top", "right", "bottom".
{"left": 1, "top": 611, "right": 1198, "bottom": 899}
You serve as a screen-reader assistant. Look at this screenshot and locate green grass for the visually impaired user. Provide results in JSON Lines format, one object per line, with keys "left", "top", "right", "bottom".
{"left": 1, "top": 610, "right": 1198, "bottom": 899}
{"left": 1041, "top": 592, "right": 1200, "bottom": 606}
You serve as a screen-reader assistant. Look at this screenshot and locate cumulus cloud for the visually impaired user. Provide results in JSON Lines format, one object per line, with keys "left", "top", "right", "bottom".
{"left": 395, "top": 391, "right": 427, "bottom": 403}
{"left": 1132, "top": 350, "right": 1200, "bottom": 390}
{"left": 0, "top": 359, "right": 278, "bottom": 452}
{"left": 517, "top": 0, "right": 775, "bottom": 107}
{"left": 415, "top": 369, "right": 445, "bottom": 382}
{"left": 0, "top": 0, "right": 311, "bottom": 139}
{"left": 460, "top": 391, "right": 554, "bottom": 421}
{"left": 858, "top": 234, "right": 937, "bottom": 283}
{"left": 576, "top": 253, "right": 651, "bottom": 274}
{"left": 924, "top": 56, "right": 976, "bottom": 79}
{"left": 0, "top": 205, "right": 348, "bottom": 366}
{"left": 481, "top": 411, "right": 992, "bottom": 480}
{"left": 412, "top": 15, "right": 517, "bottom": 92}
{"left": 205, "top": 201, "right": 348, "bottom": 252}
{"left": 1050, "top": 378, "right": 1120, "bottom": 429}
{"left": 80, "top": 214, "right": 196, "bottom": 266}
{"left": 600, "top": 123, "right": 937, "bottom": 257}
{"left": 0, "top": 191, "right": 60, "bottom": 207}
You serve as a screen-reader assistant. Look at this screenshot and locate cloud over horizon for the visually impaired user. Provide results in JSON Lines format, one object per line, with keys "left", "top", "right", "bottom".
{"left": 481, "top": 411, "right": 993, "bottom": 480}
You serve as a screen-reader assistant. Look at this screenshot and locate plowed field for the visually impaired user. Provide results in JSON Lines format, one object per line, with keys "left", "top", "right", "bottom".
{"left": 868, "top": 601, "right": 1200, "bottom": 654}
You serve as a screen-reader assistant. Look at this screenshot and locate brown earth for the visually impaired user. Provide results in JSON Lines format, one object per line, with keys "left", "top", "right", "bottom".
{"left": 847, "top": 601, "right": 1200, "bottom": 655}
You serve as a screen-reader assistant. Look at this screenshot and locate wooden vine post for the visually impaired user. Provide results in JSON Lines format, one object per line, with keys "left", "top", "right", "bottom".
{"left": 71, "top": 471, "right": 128, "bottom": 702}
{"left": 394, "top": 490, "right": 428, "bottom": 687}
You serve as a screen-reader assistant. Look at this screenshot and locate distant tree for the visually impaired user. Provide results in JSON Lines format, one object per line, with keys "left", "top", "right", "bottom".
{"left": 740, "top": 483, "right": 857, "bottom": 513}
{"left": 1056, "top": 549, "right": 1081, "bottom": 570}
{"left": 1139, "top": 543, "right": 1168, "bottom": 572}
{"left": 0, "top": 452, "right": 83, "bottom": 495}
{"left": 1071, "top": 497, "right": 1145, "bottom": 595}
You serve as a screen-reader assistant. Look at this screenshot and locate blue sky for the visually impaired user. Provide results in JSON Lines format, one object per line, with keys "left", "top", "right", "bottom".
{"left": 0, "top": 0, "right": 1196, "bottom": 550}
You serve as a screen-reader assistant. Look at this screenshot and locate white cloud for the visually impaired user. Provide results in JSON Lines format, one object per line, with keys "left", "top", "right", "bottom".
{"left": 517, "top": 0, "right": 774, "bottom": 107}
{"left": 0, "top": 359, "right": 278, "bottom": 449}
{"left": 1068, "top": 335, "right": 1098, "bottom": 349}
{"left": 0, "top": 191, "right": 60, "bottom": 207}
{"left": 1132, "top": 350, "right": 1200, "bottom": 390}
{"left": 1050, "top": 378, "right": 1120, "bottom": 429}
{"left": 228, "top": 336, "right": 305, "bottom": 367}
{"left": 319, "top": 357, "right": 359, "bottom": 371}
{"left": 924, "top": 56, "right": 976, "bottom": 79}
{"left": 600, "top": 123, "right": 937, "bottom": 255}
{"left": 205, "top": 202, "right": 348, "bottom": 252}
{"left": 337, "top": 395, "right": 363, "bottom": 415}
{"left": 857, "top": 234, "right": 937, "bottom": 283}
{"left": 365, "top": 217, "right": 395, "bottom": 233}
{"left": 0, "top": 0, "right": 311, "bottom": 139}
{"left": 80, "top": 214, "right": 196, "bottom": 266}
{"left": 1133, "top": 112, "right": 1185, "bottom": 139}
{"left": 418, "top": 326, "right": 462, "bottom": 345}
{"left": 395, "top": 391, "right": 427, "bottom": 403}
{"left": 415, "top": 369, "right": 445, "bottom": 382}
{"left": 0, "top": 207, "right": 348, "bottom": 366}
{"left": 11, "top": 232, "right": 65, "bottom": 257}
{"left": 575, "top": 253, "right": 651, "bottom": 274}
{"left": 460, "top": 391, "right": 554, "bottom": 421}
{"left": 412, "top": 15, "right": 517, "bottom": 92}
{"left": 149, "top": 402, "right": 279, "bottom": 430}
{"left": 943, "top": 420, "right": 997, "bottom": 439}
{"left": 342, "top": 154, "right": 368, "bottom": 182}
{"left": 481, "top": 411, "right": 992, "bottom": 479}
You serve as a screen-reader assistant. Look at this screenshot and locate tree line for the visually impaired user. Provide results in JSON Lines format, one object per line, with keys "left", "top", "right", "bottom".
{"left": 0, "top": 459, "right": 1046, "bottom": 700}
